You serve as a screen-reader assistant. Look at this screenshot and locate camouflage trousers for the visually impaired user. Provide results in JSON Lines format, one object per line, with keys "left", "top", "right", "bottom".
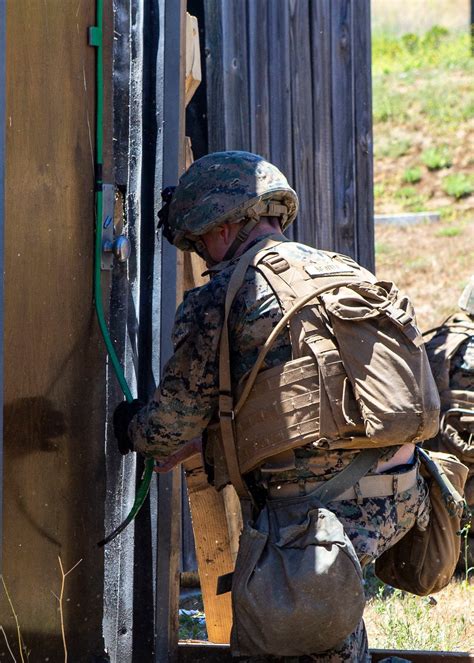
{"left": 239, "top": 467, "right": 430, "bottom": 662}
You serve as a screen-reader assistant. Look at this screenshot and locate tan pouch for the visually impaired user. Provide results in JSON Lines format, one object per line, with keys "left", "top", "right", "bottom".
{"left": 375, "top": 450, "right": 469, "bottom": 595}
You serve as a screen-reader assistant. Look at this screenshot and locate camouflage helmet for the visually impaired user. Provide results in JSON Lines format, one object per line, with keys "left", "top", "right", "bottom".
{"left": 458, "top": 276, "right": 474, "bottom": 316}
{"left": 164, "top": 151, "right": 298, "bottom": 251}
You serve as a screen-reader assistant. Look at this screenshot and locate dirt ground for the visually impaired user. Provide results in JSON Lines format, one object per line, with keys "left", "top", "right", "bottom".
{"left": 375, "top": 218, "right": 474, "bottom": 331}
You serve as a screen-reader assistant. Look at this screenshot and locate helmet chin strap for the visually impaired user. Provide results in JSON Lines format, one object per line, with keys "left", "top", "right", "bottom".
{"left": 189, "top": 200, "right": 290, "bottom": 266}
{"left": 222, "top": 217, "right": 259, "bottom": 262}
{"left": 222, "top": 200, "right": 289, "bottom": 262}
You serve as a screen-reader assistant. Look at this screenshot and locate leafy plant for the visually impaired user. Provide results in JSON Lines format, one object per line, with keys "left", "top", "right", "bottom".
{"left": 442, "top": 173, "right": 474, "bottom": 199}
{"left": 421, "top": 147, "right": 452, "bottom": 171}
{"left": 402, "top": 167, "right": 422, "bottom": 184}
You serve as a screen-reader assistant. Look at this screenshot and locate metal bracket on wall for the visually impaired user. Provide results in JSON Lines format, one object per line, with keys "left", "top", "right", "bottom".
{"left": 101, "top": 183, "right": 131, "bottom": 270}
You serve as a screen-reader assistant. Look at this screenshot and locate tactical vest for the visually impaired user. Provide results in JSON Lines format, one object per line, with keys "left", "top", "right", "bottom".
{"left": 208, "top": 237, "right": 440, "bottom": 494}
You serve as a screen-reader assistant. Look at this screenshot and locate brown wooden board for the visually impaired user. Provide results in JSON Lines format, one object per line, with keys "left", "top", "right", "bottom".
{"left": 3, "top": 1, "right": 107, "bottom": 659}
{"left": 310, "top": 0, "right": 335, "bottom": 252}
{"left": 248, "top": 0, "right": 270, "bottom": 158}
{"left": 289, "top": 0, "right": 315, "bottom": 247}
{"left": 184, "top": 456, "right": 233, "bottom": 644}
{"left": 353, "top": 0, "right": 375, "bottom": 272}
{"left": 267, "top": 0, "right": 294, "bottom": 240}
{"left": 203, "top": 0, "right": 225, "bottom": 153}
{"left": 330, "top": 0, "right": 357, "bottom": 259}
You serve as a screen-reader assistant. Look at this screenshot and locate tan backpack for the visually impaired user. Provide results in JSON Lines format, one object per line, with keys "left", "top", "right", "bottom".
{"left": 209, "top": 236, "right": 441, "bottom": 493}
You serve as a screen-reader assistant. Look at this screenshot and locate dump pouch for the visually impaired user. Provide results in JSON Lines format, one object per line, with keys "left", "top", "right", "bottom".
{"left": 230, "top": 493, "right": 365, "bottom": 657}
{"left": 375, "top": 449, "right": 469, "bottom": 595}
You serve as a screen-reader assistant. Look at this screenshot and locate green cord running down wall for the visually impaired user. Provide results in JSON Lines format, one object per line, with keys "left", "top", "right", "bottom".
{"left": 90, "top": 0, "right": 154, "bottom": 548}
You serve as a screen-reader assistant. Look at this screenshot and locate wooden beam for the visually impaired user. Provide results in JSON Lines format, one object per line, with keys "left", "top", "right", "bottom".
{"left": 178, "top": 643, "right": 474, "bottom": 662}
{"left": 184, "top": 456, "right": 234, "bottom": 644}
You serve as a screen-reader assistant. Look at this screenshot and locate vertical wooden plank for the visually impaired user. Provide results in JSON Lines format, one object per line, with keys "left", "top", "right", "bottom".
{"left": 310, "top": 0, "right": 335, "bottom": 252}
{"left": 155, "top": 0, "right": 187, "bottom": 660}
{"left": 248, "top": 0, "right": 270, "bottom": 157}
{"left": 289, "top": 0, "right": 315, "bottom": 246}
{"left": 268, "top": 0, "right": 294, "bottom": 238}
{"left": 221, "top": 0, "right": 250, "bottom": 149}
{"left": 0, "top": 0, "right": 5, "bottom": 570}
{"left": 331, "top": 0, "right": 356, "bottom": 259}
{"left": 353, "top": 0, "right": 375, "bottom": 272}
{"left": 203, "top": 0, "right": 225, "bottom": 152}
{"left": 4, "top": 1, "right": 107, "bottom": 659}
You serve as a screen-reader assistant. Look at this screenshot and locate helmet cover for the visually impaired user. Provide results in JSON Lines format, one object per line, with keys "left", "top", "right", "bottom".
{"left": 164, "top": 151, "right": 298, "bottom": 251}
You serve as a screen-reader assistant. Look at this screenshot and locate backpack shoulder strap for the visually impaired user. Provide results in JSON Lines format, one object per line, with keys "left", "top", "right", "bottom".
{"left": 218, "top": 235, "right": 287, "bottom": 498}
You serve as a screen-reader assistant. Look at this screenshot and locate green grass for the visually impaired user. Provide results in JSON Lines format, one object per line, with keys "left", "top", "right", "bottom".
{"left": 378, "top": 139, "right": 412, "bottom": 158}
{"left": 394, "top": 186, "right": 428, "bottom": 212}
{"left": 372, "top": 28, "right": 473, "bottom": 76}
{"left": 421, "top": 147, "right": 452, "bottom": 171}
{"left": 372, "top": 29, "right": 474, "bottom": 129}
{"left": 374, "top": 182, "right": 386, "bottom": 199}
{"left": 435, "top": 225, "right": 462, "bottom": 238}
{"left": 367, "top": 586, "right": 470, "bottom": 651}
{"left": 442, "top": 173, "right": 474, "bottom": 200}
{"left": 402, "top": 167, "right": 422, "bottom": 184}
{"left": 374, "top": 241, "right": 393, "bottom": 256}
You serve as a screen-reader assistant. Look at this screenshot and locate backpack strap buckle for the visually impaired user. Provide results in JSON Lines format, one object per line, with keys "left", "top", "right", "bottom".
{"left": 260, "top": 252, "right": 290, "bottom": 274}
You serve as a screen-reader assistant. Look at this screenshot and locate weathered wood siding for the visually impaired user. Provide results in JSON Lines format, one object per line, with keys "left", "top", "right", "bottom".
{"left": 203, "top": 0, "right": 375, "bottom": 269}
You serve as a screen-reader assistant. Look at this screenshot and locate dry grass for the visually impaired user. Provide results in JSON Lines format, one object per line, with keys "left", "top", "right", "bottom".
{"left": 372, "top": 0, "right": 469, "bottom": 35}
{"left": 365, "top": 579, "right": 474, "bottom": 651}
{"left": 375, "top": 219, "right": 474, "bottom": 331}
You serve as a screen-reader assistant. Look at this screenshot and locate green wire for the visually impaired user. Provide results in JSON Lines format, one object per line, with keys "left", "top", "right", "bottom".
{"left": 91, "top": 0, "right": 154, "bottom": 547}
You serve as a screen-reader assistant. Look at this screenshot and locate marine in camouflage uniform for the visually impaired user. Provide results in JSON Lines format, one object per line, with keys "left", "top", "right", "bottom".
{"left": 117, "top": 151, "right": 430, "bottom": 662}
{"left": 424, "top": 277, "right": 474, "bottom": 563}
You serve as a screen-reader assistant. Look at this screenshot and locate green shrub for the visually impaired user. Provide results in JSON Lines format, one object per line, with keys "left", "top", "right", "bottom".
{"left": 442, "top": 173, "right": 474, "bottom": 199}
{"left": 423, "top": 25, "right": 449, "bottom": 49}
{"left": 421, "top": 147, "right": 452, "bottom": 171}
{"left": 435, "top": 226, "right": 462, "bottom": 238}
{"left": 402, "top": 167, "right": 422, "bottom": 184}
{"left": 401, "top": 32, "right": 420, "bottom": 53}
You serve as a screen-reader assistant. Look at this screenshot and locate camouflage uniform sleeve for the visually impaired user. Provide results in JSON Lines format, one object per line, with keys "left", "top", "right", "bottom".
{"left": 128, "top": 283, "right": 223, "bottom": 458}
